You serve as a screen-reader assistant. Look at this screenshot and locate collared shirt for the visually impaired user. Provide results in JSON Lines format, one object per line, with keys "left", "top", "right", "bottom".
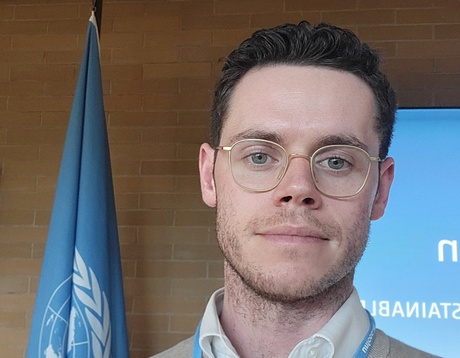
{"left": 199, "top": 287, "right": 370, "bottom": 358}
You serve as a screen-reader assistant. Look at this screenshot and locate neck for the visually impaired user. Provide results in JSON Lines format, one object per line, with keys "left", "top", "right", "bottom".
{"left": 220, "top": 261, "right": 354, "bottom": 358}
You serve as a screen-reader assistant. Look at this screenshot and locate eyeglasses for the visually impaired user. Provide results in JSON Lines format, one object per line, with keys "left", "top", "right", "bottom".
{"left": 216, "top": 139, "right": 382, "bottom": 198}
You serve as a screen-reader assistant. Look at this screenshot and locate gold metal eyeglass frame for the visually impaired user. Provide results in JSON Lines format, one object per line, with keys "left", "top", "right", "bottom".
{"left": 216, "top": 138, "right": 382, "bottom": 198}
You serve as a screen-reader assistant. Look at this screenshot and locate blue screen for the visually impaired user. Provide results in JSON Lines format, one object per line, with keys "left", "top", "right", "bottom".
{"left": 355, "top": 108, "right": 460, "bottom": 357}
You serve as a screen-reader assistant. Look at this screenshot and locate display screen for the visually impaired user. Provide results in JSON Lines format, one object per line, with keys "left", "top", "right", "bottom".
{"left": 355, "top": 108, "right": 460, "bottom": 357}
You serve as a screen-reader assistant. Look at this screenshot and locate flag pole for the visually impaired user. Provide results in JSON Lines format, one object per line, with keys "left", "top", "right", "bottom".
{"left": 92, "top": 0, "right": 103, "bottom": 36}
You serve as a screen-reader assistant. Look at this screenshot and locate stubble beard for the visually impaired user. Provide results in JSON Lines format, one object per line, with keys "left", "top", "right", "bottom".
{"left": 215, "top": 199, "right": 370, "bottom": 307}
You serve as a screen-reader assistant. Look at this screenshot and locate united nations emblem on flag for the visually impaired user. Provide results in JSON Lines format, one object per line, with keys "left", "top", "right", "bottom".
{"left": 38, "top": 250, "right": 111, "bottom": 357}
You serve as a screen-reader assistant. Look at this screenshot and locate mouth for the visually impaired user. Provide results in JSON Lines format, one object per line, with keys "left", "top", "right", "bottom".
{"left": 256, "top": 226, "right": 329, "bottom": 244}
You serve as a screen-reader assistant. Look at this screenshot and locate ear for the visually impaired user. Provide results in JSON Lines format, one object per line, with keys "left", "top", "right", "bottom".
{"left": 199, "top": 143, "right": 217, "bottom": 208}
{"left": 370, "top": 157, "right": 394, "bottom": 221}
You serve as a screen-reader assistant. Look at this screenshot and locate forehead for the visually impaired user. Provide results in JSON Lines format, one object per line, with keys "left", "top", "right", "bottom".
{"left": 222, "top": 65, "right": 379, "bottom": 151}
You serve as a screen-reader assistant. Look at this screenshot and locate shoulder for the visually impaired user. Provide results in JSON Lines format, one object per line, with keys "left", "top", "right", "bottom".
{"left": 369, "top": 329, "right": 441, "bottom": 358}
{"left": 150, "top": 336, "right": 194, "bottom": 358}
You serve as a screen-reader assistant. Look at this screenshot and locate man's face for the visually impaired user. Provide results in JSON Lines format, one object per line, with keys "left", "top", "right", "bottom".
{"left": 199, "top": 65, "right": 394, "bottom": 303}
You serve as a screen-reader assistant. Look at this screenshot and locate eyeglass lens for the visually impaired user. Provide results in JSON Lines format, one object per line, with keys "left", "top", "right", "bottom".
{"left": 228, "top": 140, "right": 373, "bottom": 197}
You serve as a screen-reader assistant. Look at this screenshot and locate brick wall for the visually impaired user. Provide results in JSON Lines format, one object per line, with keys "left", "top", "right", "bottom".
{"left": 0, "top": 0, "right": 458, "bottom": 356}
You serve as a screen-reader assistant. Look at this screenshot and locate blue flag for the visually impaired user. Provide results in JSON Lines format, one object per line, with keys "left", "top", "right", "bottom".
{"left": 27, "top": 13, "right": 129, "bottom": 358}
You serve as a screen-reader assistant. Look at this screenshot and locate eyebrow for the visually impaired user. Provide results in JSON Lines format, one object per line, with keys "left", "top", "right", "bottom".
{"left": 227, "top": 130, "right": 283, "bottom": 145}
{"left": 227, "top": 130, "right": 369, "bottom": 152}
{"left": 315, "top": 134, "right": 369, "bottom": 151}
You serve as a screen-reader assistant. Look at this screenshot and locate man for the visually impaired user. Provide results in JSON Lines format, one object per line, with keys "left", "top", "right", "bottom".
{"left": 154, "top": 22, "right": 439, "bottom": 358}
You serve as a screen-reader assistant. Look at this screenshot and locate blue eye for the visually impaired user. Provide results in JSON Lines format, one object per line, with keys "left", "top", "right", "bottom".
{"left": 250, "top": 153, "right": 268, "bottom": 165}
{"left": 327, "top": 157, "right": 347, "bottom": 170}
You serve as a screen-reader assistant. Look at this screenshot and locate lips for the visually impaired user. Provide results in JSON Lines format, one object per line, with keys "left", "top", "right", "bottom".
{"left": 256, "top": 225, "right": 328, "bottom": 242}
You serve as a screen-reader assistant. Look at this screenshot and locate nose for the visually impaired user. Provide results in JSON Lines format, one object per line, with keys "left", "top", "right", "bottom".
{"left": 272, "top": 154, "right": 322, "bottom": 208}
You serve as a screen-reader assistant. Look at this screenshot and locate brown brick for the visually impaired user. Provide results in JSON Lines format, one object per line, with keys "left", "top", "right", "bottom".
{"left": 181, "top": 14, "right": 250, "bottom": 31}
{"left": 123, "top": 277, "right": 171, "bottom": 297}
{"left": 0, "top": 243, "right": 32, "bottom": 259}
{"left": 127, "top": 313, "right": 170, "bottom": 332}
{"left": 0, "top": 327, "right": 28, "bottom": 357}
{"left": 140, "top": 160, "right": 198, "bottom": 176}
{"left": 47, "top": 19, "right": 87, "bottom": 34}
{"left": 180, "top": 46, "right": 234, "bottom": 63}
{"left": 169, "top": 313, "right": 202, "bottom": 332}
{"left": 145, "top": 30, "right": 212, "bottom": 48}
{"left": 322, "top": 10, "right": 396, "bottom": 26}
{"left": 111, "top": 78, "right": 179, "bottom": 96}
{"left": 285, "top": 0, "right": 358, "bottom": 11}
{"left": 177, "top": 111, "right": 209, "bottom": 126}
{"left": 175, "top": 209, "right": 215, "bottom": 227}
{"left": 132, "top": 331, "right": 192, "bottom": 351}
{"left": 359, "top": 0, "right": 432, "bottom": 9}
{"left": 137, "top": 260, "right": 206, "bottom": 279}
{"left": 0, "top": 258, "right": 41, "bottom": 276}
{"left": 0, "top": 145, "right": 39, "bottom": 160}
{"left": 0, "top": 311, "right": 26, "bottom": 328}
{"left": 141, "top": 127, "right": 208, "bottom": 144}
{"left": 102, "top": 64, "right": 143, "bottom": 80}
{"left": 140, "top": 193, "right": 206, "bottom": 210}
{"left": 8, "top": 96, "right": 73, "bottom": 112}
{"left": 118, "top": 226, "right": 138, "bottom": 244}
{"left": 109, "top": 111, "right": 178, "bottom": 127}
{"left": 122, "top": 260, "right": 137, "bottom": 278}
{"left": 250, "top": 13, "right": 318, "bottom": 29}
{"left": 0, "top": 294, "right": 35, "bottom": 311}
{"left": 358, "top": 25, "right": 433, "bottom": 41}
{"left": 102, "top": 2, "right": 148, "bottom": 19}
{"left": 115, "top": 193, "right": 140, "bottom": 210}
{"left": 117, "top": 209, "right": 174, "bottom": 226}
{"left": 110, "top": 159, "right": 141, "bottom": 176}
{"left": 397, "top": 8, "right": 460, "bottom": 24}
{"left": 143, "top": 62, "right": 211, "bottom": 79}
{"left": 112, "top": 47, "right": 178, "bottom": 65}
{"left": 107, "top": 127, "right": 141, "bottom": 144}
{"left": 212, "top": 28, "right": 255, "bottom": 46}
{"left": 45, "top": 50, "right": 82, "bottom": 64}
{"left": 10, "top": 64, "right": 76, "bottom": 82}
{"left": 14, "top": 4, "right": 79, "bottom": 20}
{"left": 44, "top": 80, "right": 78, "bottom": 96}
{"left": 0, "top": 210, "right": 35, "bottom": 225}
{"left": 143, "top": 93, "right": 211, "bottom": 111}
{"left": 145, "top": 1, "right": 214, "bottom": 17}
{"left": 0, "top": 226, "right": 47, "bottom": 244}
{"left": 434, "top": 57, "right": 460, "bottom": 73}
{"left": 112, "top": 15, "right": 180, "bottom": 32}
{"left": 7, "top": 127, "right": 66, "bottom": 145}
{"left": 134, "top": 295, "right": 206, "bottom": 314}
{"left": 121, "top": 243, "right": 173, "bottom": 260}
{"left": 396, "top": 89, "right": 434, "bottom": 107}
{"left": 114, "top": 175, "right": 175, "bottom": 193}
{"left": 173, "top": 243, "right": 222, "bottom": 261}
{"left": 34, "top": 207, "right": 53, "bottom": 225}
{"left": 397, "top": 40, "right": 460, "bottom": 58}
{"left": 111, "top": 143, "right": 175, "bottom": 161}
{"left": 434, "top": 89, "right": 460, "bottom": 106}
{"left": 12, "top": 34, "right": 79, "bottom": 50}
{"left": 0, "top": 5, "right": 13, "bottom": 20}
{"left": 0, "top": 50, "right": 44, "bottom": 64}
{"left": 0, "top": 276, "right": 29, "bottom": 294}
{"left": 175, "top": 176, "right": 201, "bottom": 193}
{"left": 435, "top": 24, "right": 460, "bottom": 39}
{"left": 217, "top": 0, "right": 284, "bottom": 14}
{"left": 208, "top": 261, "right": 224, "bottom": 278}
{"left": 137, "top": 226, "right": 210, "bottom": 245}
